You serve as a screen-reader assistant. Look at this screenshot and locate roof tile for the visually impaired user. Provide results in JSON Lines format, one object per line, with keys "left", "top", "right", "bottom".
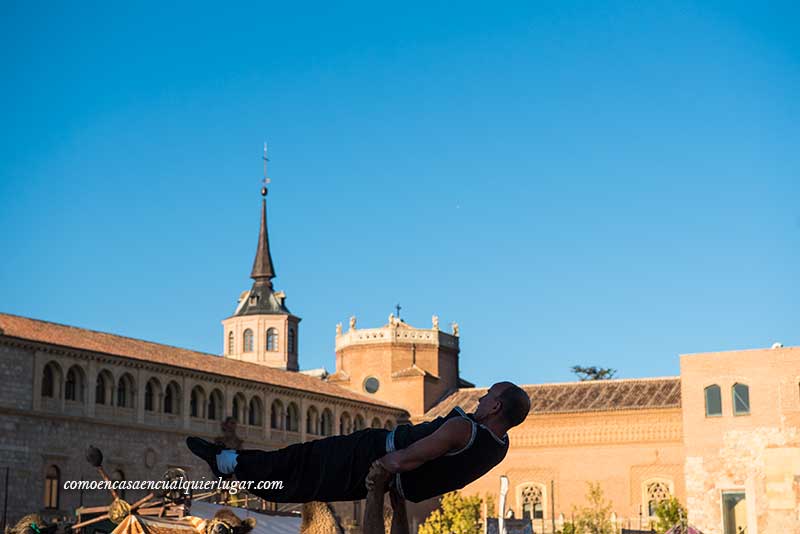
{"left": 425, "top": 377, "right": 681, "bottom": 418}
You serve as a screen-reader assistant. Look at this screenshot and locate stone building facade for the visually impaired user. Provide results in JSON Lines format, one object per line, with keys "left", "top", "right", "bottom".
{"left": 0, "top": 314, "right": 404, "bottom": 528}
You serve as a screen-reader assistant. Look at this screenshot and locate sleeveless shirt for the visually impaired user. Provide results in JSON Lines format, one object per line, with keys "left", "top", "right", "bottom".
{"left": 386, "top": 407, "right": 509, "bottom": 503}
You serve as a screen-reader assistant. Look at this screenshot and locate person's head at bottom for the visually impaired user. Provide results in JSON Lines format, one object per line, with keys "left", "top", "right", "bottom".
{"left": 221, "top": 416, "right": 238, "bottom": 435}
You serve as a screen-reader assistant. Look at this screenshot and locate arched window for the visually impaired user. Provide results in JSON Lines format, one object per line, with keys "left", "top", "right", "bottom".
{"left": 227, "top": 331, "right": 235, "bottom": 354}
{"left": 646, "top": 481, "right": 671, "bottom": 517}
{"left": 117, "top": 378, "right": 128, "bottom": 407}
{"left": 44, "top": 465, "right": 60, "bottom": 509}
{"left": 320, "top": 409, "right": 333, "bottom": 436}
{"left": 732, "top": 383, "right": 750, "bottom": 415}
{"left": 42, "top": 365, "right": 54, "bottom": 397}
{"left": 270, "top": 399, "right": 284, "bottom": 430}
{"left": 521, "top": 485, "right": 543, "bottom": 520}
{"left": 117, "top": 374, "right": 135, "bottom": 409}
{"left": 248, "top": 397, "right": 263, "bottom": 426}
{"left": 286, "top": 402, "right": 299, "bottom": 432}
{"left": 243, "top": 329, "right": 254, "bottom": 353}
{"left": 95, "top": 371, "right": 113, "bottom": 405}
{"left": 65, "top": 368, "right": 76, "bottom": 401}
{"left": 144, "top": 378, "right": 161, "bottom": 413}
{"left": 340, "top": 412, "right": 352, "bottom": 435}
{"left": 145, "top": 381, "right": 154, "bottom": 411}
{"left": 267, "top": 328, "right": 278, "bottom": 352}
{"left": 704, "top": 384, "right": 722, "bottom": 416}
{"left": 208, "top": 389, "right": 223, "bottom": 421}
{"left": 96, "top": 376, "right": 105, "bottom": 404}
{"left": 384, "top": 419, "right": 394, "bottom": 430}
{"left": 42, "top": 363, "right": 59, "bottom": 398}
{"left": 65, "top": 366, "right": 84, "bottom": 402}
{"left": 190, "top": 386, "right": 205, "bottom": 418}
{"left": 371, "top": 417, "right": 382, "bottom": 429}
{"left": 354, "top": 414, "right": 365, "bottom": 431}
{"left": 288, "top": 328, "right": 296, "bottom": 354}
{"left": 232, "top": 395, "right": 241, "bottom": 423}
{"left": 164, "top": 382, "right": 180, "bottom": 414}
{"left": 208, "top": 394, "right": 217, "bottom": 420}
{"left": 307, "top": 406, "right": 319, "bottom": 435}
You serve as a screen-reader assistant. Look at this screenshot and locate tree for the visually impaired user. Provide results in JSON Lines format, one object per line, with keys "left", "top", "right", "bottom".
{"left": 418, "top": 491, "right": 482, "bottom": 534}
{"left": 484, "top": 492, "right": 497, "bottom": 518}
{"left": 653, "top": 496, "right": 687, "bottom": 534}
{"left": 573, "top": 482, "right": 614, "bottom": 534}
{"left": 571, "top": 366, "right": 617, "bottom": 381}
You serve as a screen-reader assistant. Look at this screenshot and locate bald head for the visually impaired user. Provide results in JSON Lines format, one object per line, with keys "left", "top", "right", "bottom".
{"left": 494, "top": 381, "right": 531, "bottom": 427}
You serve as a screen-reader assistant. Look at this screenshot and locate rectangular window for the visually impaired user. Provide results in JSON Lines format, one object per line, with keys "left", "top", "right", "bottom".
{"left": 721, "top": 491, "right": 746, "bottom": 534}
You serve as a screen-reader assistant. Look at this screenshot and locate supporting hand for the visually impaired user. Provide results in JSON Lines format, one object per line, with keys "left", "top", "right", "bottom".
{"left": 365, "top": 460, "right": 392, "bottom": 492}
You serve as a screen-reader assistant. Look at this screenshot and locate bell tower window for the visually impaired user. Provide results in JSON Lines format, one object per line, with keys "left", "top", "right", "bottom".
{"left": 243, "top": 329, "right": 254, "bottom": 353}
{"left": 267, "top": 328, "right": 278, "bottom": 352}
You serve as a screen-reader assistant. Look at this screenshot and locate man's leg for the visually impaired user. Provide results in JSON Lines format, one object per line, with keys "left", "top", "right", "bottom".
{"left": 187, "top": 437, "right": 311, "bottom": 502}
{"left": 190, "top": 429, "right": 390, "bottom": 503}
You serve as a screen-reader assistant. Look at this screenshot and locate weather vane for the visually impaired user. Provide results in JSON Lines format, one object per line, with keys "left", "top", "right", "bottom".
{"left": 261, "top": 142, "right": 271, "bottom": 196}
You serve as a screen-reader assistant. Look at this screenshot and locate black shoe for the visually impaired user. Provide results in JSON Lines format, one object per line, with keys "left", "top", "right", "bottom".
{"left": 186, "top": 437, "right": 230, "bottom": 479}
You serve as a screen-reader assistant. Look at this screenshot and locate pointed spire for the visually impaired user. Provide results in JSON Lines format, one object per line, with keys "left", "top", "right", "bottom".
{"left": 250, "top": 196, "right": 276, "bottom": 285}
{"left": 250, "top": 142, "right": 275, "bottom": 286}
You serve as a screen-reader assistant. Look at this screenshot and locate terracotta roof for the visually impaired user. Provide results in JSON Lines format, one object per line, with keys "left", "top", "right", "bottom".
{"left": 392, "top": 364, "right": 437, "bottom": 379}
{"left": 0, "top": 312, "right": 402, "bottom": 411}
{"left": 425, "top": 377, "right": 681, "bottom": 419}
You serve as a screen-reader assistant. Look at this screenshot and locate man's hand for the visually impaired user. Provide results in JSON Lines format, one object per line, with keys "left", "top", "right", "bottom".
{"left": 365, "top": 460, "right": 392, "bottom": 492}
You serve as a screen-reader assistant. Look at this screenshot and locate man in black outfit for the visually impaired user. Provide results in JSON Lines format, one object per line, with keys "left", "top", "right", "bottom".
{"left": 187, "top": 381, "right": 530, "bottom": 506}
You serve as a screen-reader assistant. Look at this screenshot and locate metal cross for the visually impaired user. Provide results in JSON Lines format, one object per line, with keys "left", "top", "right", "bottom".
{"left": 262, "top": 142, "right": 271, "bottom": 188}
{"left": 395, "top": 303, "right": 402, "bottom": 319}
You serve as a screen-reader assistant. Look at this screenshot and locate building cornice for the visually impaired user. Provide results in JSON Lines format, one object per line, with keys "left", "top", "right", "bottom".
{"left": 335, "top": 325, "right": 458, "bottom": 351}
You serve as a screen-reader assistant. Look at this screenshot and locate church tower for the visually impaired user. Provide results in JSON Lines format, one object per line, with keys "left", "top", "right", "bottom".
{"left": 221, "top": 145, "right": 301, "bottom": 371}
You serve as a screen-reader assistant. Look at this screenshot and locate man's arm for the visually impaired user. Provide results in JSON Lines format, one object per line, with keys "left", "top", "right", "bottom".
{"left": 389, "top": 484, "right": 409, "bottom": 534}
{"left": 378, "top": 417, "right": 472, "bottom": 473}
{"left": 363, "top": 461, "right": 409, "bottom": 534}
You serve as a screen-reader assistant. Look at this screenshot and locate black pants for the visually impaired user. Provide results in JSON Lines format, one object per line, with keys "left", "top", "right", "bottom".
{"left": 234, "top": 428, "right": 389, "bottom": 503}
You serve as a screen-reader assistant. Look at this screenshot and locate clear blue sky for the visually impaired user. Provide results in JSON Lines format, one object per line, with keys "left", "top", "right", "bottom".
{"left": 1, "top": 1, "right": 798, "bottom": 387}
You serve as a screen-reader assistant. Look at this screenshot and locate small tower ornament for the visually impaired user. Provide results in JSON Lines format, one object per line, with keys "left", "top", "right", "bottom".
{"left": 261, "top": 141, "right": 271, "bottom": 197}
{"left": 432, "top": 315, "right": 439, "bottom": 330}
